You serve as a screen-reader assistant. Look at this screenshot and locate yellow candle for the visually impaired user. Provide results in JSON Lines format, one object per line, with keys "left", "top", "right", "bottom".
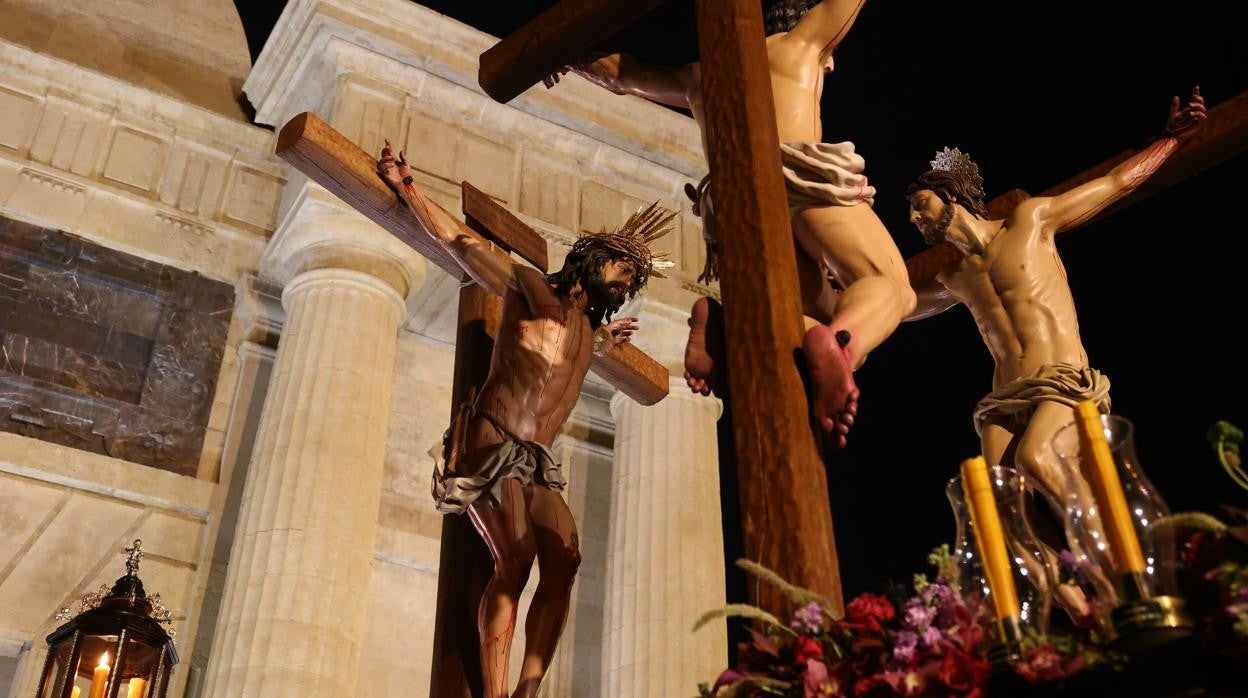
{"left": 126, "top": 678, "right": 147, "bottom": 698}
{"left": 71, "top": 687, "right": 81, "bottom": 698}
{"left": 960, "top": 456, "right": 1021, "bottom": 622}
{"left": 87, "top": 652, "right": 110, "bottom": 698}
{"left": 1073, "top": 401, "right": 1146, "bottom": 574}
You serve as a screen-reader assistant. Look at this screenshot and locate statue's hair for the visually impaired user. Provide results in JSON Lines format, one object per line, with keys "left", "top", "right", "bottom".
{"left": 907, "top": 170, "right": 990, "bottom": 220}
{"left": 546, "top": 245, "right": 622, "bottom": 329}
{"left": 763, "top": 0, "right": 822, "bottom": 36}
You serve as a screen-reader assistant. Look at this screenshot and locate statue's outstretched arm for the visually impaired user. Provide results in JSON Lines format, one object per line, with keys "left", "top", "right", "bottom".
{"left": 1036, "top": 87, "right": 1206, "bottom": 233}
{"left": 545, "top": 53, "right": 696, "bottom": 109}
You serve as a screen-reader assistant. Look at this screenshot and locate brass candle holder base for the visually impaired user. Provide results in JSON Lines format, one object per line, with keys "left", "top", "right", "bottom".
{"left": 1110, "top": 595, "right": 1193, "bottom": 654}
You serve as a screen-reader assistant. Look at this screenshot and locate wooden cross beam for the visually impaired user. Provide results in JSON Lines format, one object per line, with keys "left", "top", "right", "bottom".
{"left": 693, "top": 0, "right": 843, "bottom": 615}
{"left": 477, "top": 0, "right": 844, "bottom": 618}
{"left": 479, "top": 0, "right": 668, "bottom": 103}
{"left": 275, "top": 112, "right": 669, "bottom": 405}
{"left": 429, "top": 280, "right": 498, "bottom": 698}
{"left": 907, "top": 90, "right": 1248, "bottom": 286}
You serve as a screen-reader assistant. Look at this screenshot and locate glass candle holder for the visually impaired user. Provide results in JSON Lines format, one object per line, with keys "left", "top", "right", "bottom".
{"left": 1052, "top": 405, "right": 1190, "bottom": 641}
{"left": 947, "top": 462, "right": 1054, "bottom": 663}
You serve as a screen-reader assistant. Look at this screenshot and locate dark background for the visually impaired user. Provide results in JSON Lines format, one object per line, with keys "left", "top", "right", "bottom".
{"left": 234, "top": 0, "right": 1247, "bottom": 602}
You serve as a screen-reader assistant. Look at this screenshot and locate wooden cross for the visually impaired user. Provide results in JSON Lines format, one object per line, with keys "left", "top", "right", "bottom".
{"left": 274, "top": 112, "right": 669, "bottom": 405}
{"left": 273, "top": 112, "right": 672, "bottom": 696}
{"left": 479, "top": 0, "right": 844, "bottom": 639}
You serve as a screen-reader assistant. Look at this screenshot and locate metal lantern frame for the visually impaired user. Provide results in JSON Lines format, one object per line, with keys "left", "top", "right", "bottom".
{"left": 36, "top": 541, "right": 178, "bottom": 698}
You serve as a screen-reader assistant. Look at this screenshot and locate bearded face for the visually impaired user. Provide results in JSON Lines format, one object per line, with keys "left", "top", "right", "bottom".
{"left": 586, "top": 258, "right": 637, "bottom": 312}
{"left": 908, "top": 189, "right": 955, "bottom": 246}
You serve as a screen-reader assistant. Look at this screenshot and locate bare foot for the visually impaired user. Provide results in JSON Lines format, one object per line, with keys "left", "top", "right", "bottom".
{"left": 684, "top": 296, "right": 725, "bottom": 396}
{"left": 802, "top": 325, "right": 859, "bottom": 448}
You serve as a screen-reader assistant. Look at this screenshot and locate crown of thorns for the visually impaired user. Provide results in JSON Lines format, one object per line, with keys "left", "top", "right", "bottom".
{"left": 930, "top": 147, "right": 984, "bottom": 190}
{"left": 568, "top": 201, "right": 676, "bottom": 291}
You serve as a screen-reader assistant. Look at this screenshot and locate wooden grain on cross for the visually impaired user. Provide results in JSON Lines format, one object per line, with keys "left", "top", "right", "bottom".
{"left": 275, "top": 112, "right": 668, "bottom": 406}
{"left": 429, "top": 282, "right": 499, "bottom": 698}
{"left": 695, "top": 0, "right": 843, "bottom": 615}
{"left": 478, "top": 0, "right": 668, "bottom": 103}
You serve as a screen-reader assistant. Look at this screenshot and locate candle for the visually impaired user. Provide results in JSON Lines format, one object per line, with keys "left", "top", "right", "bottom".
{"left": 87, "top": 652, "right": 110, "bottom": 698}
{"left": 960, "top": 456, "right": 1020, "bottom": 622}
{"left": 126, "top": 678, "right": 147, "bottom": 698}
{"left": 71, "top": 688, "right": 81, "bottom": 698}
{"left": 1073, "top": 401, "right": 1146, "bottom": 574}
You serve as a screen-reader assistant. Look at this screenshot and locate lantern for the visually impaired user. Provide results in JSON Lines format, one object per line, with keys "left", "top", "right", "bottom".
{"left": 36, "top": 541, "right": 178, "bottom": 698}
{"left": 1052, "top": 404, "right": 1192, "bottom": 647}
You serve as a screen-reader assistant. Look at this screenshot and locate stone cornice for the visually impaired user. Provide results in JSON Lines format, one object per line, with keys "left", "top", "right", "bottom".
{"left": 245, "top": 0, "right": 705, "bottom": 179}
{"left": 0, "top": 41, "right": 288, "bottom": 282}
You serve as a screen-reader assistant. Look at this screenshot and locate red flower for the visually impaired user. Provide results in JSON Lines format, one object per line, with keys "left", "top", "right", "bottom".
{"left": 845, "top": 593, "right": 895, "bottom": 632}
{"left": 1014, "top": 644, "right": 1084, "bottom": 683}
{"left": 794, "top": 635, "right": 824, "bottom": 664}
{"left": 935, "top": 646, "right": 990, "bottom": 693}
{"left": 852, "top": 673, "right": 891, "bottom": 697}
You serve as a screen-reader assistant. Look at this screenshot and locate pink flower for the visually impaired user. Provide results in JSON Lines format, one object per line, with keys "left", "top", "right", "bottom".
{"left": 903, "top": 603, "right": 936, "bottom": 630}
{"left": 920, "top": 624, "right": 944, "bottom": 649}
{"left": 893, "top": 630, "right": 918, "bottom": 663}
{"left": 802, "top": 659, "right": 842, "bottom": 697}
{"left": 845, "top": 593, "right": 895, "bottom": 632}
{"left": 792, "top": 601, "right": 826, "bottom": 633}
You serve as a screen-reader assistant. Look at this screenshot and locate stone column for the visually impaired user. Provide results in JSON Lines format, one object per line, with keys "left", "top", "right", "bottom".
{"left": 203, "top": 208, "right": 425, "bottom": 697}
{"left": 603, "top": 377, "right": 727, "bottom": 697}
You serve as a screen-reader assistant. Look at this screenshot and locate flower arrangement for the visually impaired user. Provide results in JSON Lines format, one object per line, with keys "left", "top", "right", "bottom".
{"left": 693, "top": 420, "right": 1248, "bottom": 697}
{"left": 694, "top": 547, "right": 1110, "bottom": 697}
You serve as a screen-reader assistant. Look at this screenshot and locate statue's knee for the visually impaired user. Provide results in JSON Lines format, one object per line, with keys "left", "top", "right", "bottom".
{"left": 493, "top": 549, "right": 537, "bottom": 586}
{"left": 550, "top": 543, "right": 582, "bottom": 583}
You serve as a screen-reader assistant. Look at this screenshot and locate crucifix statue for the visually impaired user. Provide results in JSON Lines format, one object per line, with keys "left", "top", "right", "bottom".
{"left": 377, "top": 138, "right": 675, "bottom": 698}
{"left": 902, "top": 89, "right": 1208, "bottom": 621}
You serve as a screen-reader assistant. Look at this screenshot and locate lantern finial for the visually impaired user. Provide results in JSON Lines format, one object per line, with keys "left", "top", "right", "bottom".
{"left": 124, "top": 539, "right": 144, "bottom": 576}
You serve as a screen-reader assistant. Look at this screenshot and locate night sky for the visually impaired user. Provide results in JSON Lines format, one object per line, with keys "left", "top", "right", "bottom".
{"left": 234, "top": 1, "right": 1247, "bottom": 603}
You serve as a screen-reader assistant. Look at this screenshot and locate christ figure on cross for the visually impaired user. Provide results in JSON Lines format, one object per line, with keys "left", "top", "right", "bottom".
{"left": 378, "top": 141, "right": 673, "bottom": 697}
{"left": 904, "top": 88, "right": 1206, "bottom": 619}
{"left": 545, "top": 0, "right": 916, "bottom": 446}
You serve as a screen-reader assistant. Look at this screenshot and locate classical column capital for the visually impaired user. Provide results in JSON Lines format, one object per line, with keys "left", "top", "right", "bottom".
{"left": 234, "top": 273, "right": 285, "bottom": 348}
{"left": 262, "top": 181, "right": 427, "bottom": 306}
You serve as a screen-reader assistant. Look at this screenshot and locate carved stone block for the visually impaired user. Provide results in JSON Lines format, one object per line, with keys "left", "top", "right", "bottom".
{"left": 0, "top": 215, "right": 233, "bottom": 475}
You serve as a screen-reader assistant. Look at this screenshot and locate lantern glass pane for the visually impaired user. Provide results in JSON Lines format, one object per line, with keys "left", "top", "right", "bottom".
{"left": 116, "top": 636, "right": 160, "bottom": 698}
{"left": 75, "top": 636, "right": 120, "bottom": 698}
{"left": 38, "top": 642, "right": 71, "bottom": 698}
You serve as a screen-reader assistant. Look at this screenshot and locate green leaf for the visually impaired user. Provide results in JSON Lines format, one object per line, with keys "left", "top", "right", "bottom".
{"left": 692, "top": 603, "right": 790, "bottom": 634}
{"left": 734, "top": 559, "right": 835, "bottom": 615}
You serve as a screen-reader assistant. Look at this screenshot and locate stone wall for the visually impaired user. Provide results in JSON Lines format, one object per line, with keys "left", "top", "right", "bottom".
{"left": 0, "top": 23, "right": 284, "bottom": 698}
{"left": 0, "top": 0, "right": 253, "bottom": 121}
